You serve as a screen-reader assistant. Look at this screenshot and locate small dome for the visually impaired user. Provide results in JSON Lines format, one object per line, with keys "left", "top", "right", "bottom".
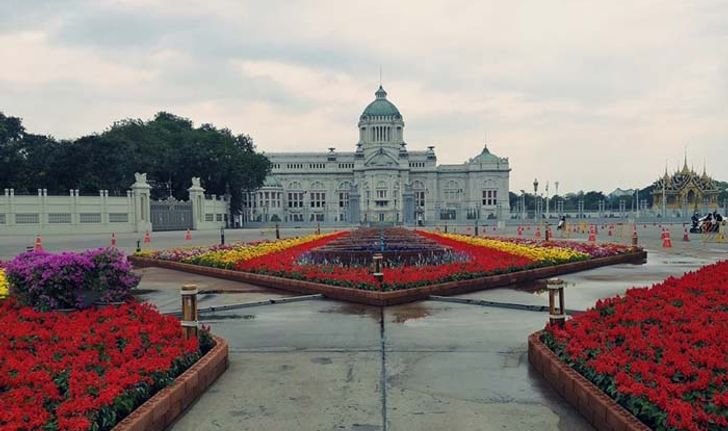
{"left": 361, "top": 86, "right": 401, "bottom": 118}
{"left": 471, "top": 145, "right": 500, "bottom": 163}
{"left": 262, "top": 176, "right": 283, "bottom": 188}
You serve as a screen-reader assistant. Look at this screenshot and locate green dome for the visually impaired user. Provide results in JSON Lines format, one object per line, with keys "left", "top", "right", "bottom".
{"left": 361, "top": 86, "right": 401, "bottom": 118}
{"left": 262, "top": 176, "right": 282, "bottom": 188}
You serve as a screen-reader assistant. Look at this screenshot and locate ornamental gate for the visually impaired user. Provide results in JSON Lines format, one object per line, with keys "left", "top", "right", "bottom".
{"left": 150, "top": 198, "right": 193, "bottom": 231}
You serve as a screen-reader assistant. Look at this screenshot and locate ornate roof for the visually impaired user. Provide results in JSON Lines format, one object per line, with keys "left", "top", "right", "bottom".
{"left": 361, "top": 86, "right": 401, "bottom": 118}
{"left": 652, "top": 165, "right": 718, "bottom": 195}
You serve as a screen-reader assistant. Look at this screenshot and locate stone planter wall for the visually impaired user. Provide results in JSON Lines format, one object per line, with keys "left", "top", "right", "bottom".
{"left": 112, "top": 335, "right": 229, "bottom": 431}
{"left": 130, "top": 249, "right": 646, "bottom": 306}
{"left": 528, "top": 331, "right": 651, "bottom": 431}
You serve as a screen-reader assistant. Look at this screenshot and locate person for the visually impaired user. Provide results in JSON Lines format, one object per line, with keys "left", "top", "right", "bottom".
{"left": 557, "top": 216, "right": 566, "bottom": 231}
{"left": 690, "top": 212, "right": 701, "bottom": 233}
{"left": 702, "top": 212, "right": 714, "bottom": 233}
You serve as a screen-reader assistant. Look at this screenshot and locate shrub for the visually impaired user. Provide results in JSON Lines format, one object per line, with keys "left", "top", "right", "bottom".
{"left": 5, "top": 248, "right": 140, "bottom": 310}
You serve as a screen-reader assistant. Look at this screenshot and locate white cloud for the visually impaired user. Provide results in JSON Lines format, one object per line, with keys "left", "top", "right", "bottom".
{"left": 1, "top": 0, "right": 726, "bottom": 193}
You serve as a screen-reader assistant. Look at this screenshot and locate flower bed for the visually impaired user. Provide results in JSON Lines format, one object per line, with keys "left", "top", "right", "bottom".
{"left": 542, "top": 261, "right": 728, "bottom": 431}
{"left": 0, "top": 269, "right": 8, "bottom": 298}
{"left": 0, "top": 298, "right": 214, "bottom": 431}
{"left": 135, "top": 229, "right": 636, "bottom": 291}
{"left": 5, "top": 248, "right": 140, "bottom": 310}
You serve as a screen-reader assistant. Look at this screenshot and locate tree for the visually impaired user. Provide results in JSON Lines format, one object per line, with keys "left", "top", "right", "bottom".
{"left": 0, "top": 111, "right": 270, "bottom": 212}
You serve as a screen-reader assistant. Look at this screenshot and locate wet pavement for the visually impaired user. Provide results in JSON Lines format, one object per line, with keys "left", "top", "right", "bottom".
{"left": 5, "top": 224, "right": 726, "bottom": 430}
{"left": 122, "top": 225, "right": 728, "bottom": 431}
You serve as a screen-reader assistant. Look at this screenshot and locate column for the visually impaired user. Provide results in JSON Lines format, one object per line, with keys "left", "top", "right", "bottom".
{"left": 130, "top": 173, "right": 152, "bottom": 233}
{"left": 187, "top": 177, "right": 205, "bottom": 230}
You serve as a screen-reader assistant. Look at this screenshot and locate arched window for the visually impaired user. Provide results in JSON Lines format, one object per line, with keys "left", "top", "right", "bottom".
{"left": 310, "top": 182, "right": 326, "bottom": 209}
{"left": 412, "top": 181, "right": 426, "bottom": 208}
{"left": 338, "top": 182, "right": 352, "bottom": 209}
{"left": 445, "top": 181, "right": 461, "bottom": 202}
{"left": 287, "top": 181, "right": 303, "bottom": 209}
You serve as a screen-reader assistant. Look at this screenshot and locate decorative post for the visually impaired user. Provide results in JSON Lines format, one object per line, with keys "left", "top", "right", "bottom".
{"left": 180, "top": 284, "right": 199, "bottom": 339}
{"left": 220, "top": 226, "right": 225, "bottom": 245}
{"left": 187, "top": 177, "right": 205, "bottom": 230}
{"left": 275, "top": 223, "right": 280, "bottom": 239}
{"left": 545, "top": 222, "right": 551, "bottom": 241}
{"left": 547, "top": 278, "right": 566, "bottom": 328}
{"left": 372, "top": 253, "right": 384, "bottom": 287}
{"left": 131, "top": 173, "right": 152, "bottom": 233}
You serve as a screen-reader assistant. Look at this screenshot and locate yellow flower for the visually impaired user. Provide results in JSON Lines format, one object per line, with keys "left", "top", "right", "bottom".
{"left": 0, "top": 269, "right": 8, "bottom": 299}
{"left": 183, "top": 232, "right": 338, "bottom": 268}
{"left": 433, "top": 232, "right": 589, "bottom": 263}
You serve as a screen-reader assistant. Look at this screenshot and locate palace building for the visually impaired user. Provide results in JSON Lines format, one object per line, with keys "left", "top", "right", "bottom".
{"left": 651, "top": 157, "right": 721, "bottom": 214}
{"left": 242, "top": 85, "right": 511, "bottom": 225}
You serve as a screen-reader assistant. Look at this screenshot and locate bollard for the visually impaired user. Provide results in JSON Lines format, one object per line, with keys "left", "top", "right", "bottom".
{"left": 474, "top": 224, "right": 479, "bottom": 236}
{"left": 180, "top": 284, "right": 199, "bottom": 339}
{"left": 444, "top": 224, "right": 448, "bottom": 233}
{"left": 275, "top": 223, "right": 280, "bottom": 239}
{"left": 372, "top": 253, "right": 384, "bottom": 287}
{"left": 546, "top": 278, "right": 566, "bottom": 328}
{"left": 316, "top": 223, "right": 321, "bottom": 235}
{"left": 545, "top": 224, "right": 551, "bottom": 241}
{"left": 631, "top": 226, "right": 638, "bottom": 247}
{"left": 220, "top": 226, "right": 225, "bottom": 245}
{"left": 136, "top": 239, "right": 141, "bottom": 253}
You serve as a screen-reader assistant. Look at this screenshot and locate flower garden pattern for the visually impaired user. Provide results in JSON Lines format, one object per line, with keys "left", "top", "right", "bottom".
{"left": 135, "top": 228, "right": 637, "bottom": 292}
{"left": 541, "top": 260, "right": 728, "bottom": 431}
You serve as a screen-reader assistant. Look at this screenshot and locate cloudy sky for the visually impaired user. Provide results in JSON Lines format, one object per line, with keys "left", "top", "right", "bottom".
{"left": 1, "top": 0, "right": 726, "bottom": 194}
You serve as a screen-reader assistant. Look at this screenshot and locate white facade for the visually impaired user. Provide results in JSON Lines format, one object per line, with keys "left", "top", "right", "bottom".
{"left": 244, "top": 86, "right": 511, "bottom": 225}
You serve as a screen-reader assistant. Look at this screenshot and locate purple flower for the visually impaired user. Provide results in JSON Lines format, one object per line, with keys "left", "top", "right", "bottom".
{"left": 5, "top": 248, "right": 140, "bottom": 311}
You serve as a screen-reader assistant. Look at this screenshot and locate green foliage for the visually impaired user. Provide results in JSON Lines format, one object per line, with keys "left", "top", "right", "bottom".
{"left": 0, "top": 111, "right": 270, "bottom": 213}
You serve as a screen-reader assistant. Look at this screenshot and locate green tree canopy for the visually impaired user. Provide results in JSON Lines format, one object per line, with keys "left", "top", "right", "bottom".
{"left": 0, "top": 111, "right": 270, "bottom": 213}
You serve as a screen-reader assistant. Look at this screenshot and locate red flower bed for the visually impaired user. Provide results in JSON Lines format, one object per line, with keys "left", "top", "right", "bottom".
{"left": 236, "top": 230, "right": 534, "bottom": 290}
{"left": 543, "top": 261, "right": 728, "bottom": 431}
{"left": 0, "top": 299, "right": 211, "bottom": 431}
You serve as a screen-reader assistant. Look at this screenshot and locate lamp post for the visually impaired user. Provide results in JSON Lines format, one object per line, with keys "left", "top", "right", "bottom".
{"left": 533, "top": 178, "right": 539, "bottom": 221}
{"left": 520, "top": 190, "right": 526, "bottom": 220}
{"left": 545, "top": 181, "right": 550, "bottom": 219}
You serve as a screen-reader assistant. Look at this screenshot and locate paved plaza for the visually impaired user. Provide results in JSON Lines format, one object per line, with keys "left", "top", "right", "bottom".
{"left": 2, "top": 225, "right": 725, "bottom": 430}
{"left": 62, "top": 224, "right": 723, "bottom": 431}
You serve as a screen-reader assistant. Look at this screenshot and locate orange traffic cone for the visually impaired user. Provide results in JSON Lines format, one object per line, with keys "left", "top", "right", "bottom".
{"left": 662, "top": 229, "right": 672, "bottom": 248}
{"left": 682, "top": 227, "right": 689, "bottom": 242}
{"left": 143, "top": 230, "right": 151, "bottom": 244}
{"left": 110, "top": 233, "right": 117, "bottom": 248}
{"left": 588, "top": 226, "right": 596, "bottom": 243}
{"left": 34, "top": 235, "right": 43, "bottom": 251}
{"left": 185, "top": 229, "right": 192, "bottom": 240}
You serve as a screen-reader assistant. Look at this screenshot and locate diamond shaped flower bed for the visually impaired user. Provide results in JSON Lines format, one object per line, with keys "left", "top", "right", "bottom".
{"left": 532, "top": 260, "right": 728, "bottom": 431}
{"left": 131, "top": 228, "right": 645, "bottom": 305}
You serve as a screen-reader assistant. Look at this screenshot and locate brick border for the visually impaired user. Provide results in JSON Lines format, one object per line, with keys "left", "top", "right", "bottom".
{"left": 528, "top": 331, "right": 651, "bottom": 431}
{"left": 129, "top": 249, "right": 646, "bottom": 306}
{"left": 112, "top": 335, "right": 229, "bottom": 431}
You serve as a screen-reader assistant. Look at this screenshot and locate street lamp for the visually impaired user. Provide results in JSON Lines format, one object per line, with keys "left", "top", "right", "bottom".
{"left": 533, "top": 178, "right": 539, "bottom": 220}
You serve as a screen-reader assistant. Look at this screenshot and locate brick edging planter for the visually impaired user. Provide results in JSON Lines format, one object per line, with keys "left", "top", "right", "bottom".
{"left": 528, "top": 331, "right": 651, "bottom": 431}
{"left": 129, "top": 249, "right": 646, "bottom": 306}
{"left": 112, "top": 335, "right": 229, "bottom": 431}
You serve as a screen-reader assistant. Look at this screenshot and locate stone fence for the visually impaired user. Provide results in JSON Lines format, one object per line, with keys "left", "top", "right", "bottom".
{"left": 0, "top": 173, "right": 228, "bottom": 236}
